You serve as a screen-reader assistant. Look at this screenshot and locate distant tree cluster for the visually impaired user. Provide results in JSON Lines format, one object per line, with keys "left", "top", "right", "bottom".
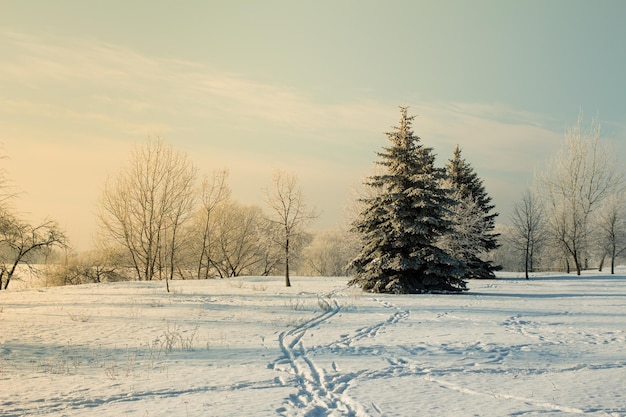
{"left": 0, "top": 137, "right": 345, "bottom": 291}
{"left": 348, "top": 108, "right": 500, "bottom": 293}
{"left": 300, "top": 229, "right": 361, "bottom": 277}
{"left": 496, "top": 115, "right": 626, "bottom": 277}
{"left": 96, "top": 138, "right": 317, "bottom": 291}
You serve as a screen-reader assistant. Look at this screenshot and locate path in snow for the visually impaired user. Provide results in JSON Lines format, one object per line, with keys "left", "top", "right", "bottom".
{"left": 268, "top": 278, "right": 626, "bottom": 417}
{"left": 270, "top": 297, "right": 411, "bottom": 416}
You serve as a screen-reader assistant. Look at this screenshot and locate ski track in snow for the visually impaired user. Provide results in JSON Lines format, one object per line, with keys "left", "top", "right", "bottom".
{"left": 269, "top": 293, "right": 625, "bottom": 417}
{"left": 270, "top": 298, "right": 411, "bottom": 416}
{"left": 503, "top": 313, "right": 626, "bottom": 347}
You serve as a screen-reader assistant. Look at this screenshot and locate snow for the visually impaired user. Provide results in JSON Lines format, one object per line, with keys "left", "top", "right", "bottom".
{"left": 1, "top": 271, "right": 625, "bottom": 416}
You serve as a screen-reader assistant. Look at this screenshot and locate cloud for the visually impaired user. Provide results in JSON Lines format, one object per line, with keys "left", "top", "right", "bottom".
{"left": 417, "top": 102, "right": 566, "bottom": 219}
{"left": 1, "top": 30, "right": 580, "bottom": 249}
{"left": 409, "top": 101, "right": 563, "bottom": 170}
{"left": 2, "top": 30, "right": 561, "bottom": 155}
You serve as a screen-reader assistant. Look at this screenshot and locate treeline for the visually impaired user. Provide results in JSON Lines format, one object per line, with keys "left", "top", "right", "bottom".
{"left": 495, "top": 115, "right": 625, "bottom": 277}
{"left": 2, "top": 109, "right": 623, "bottom": 292}
{"left": 0, "top": 138, "right": 360, "bottom": 291}
{"left": 58, "top": 114, "right": 502, "bottom": 294}
{"left": 68, "top": 139, "right": 359, "bottom": 291}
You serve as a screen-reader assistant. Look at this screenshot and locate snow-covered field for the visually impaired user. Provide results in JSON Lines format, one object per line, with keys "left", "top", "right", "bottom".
{"left": 1, "top": 271, "right": 625, "bottom": 417}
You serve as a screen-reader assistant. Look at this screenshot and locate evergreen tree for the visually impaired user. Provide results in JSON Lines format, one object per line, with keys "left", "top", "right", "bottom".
{"left": 348, "top": 108, "right": 467, "bottom": 293}
{"left": 445, "top": 145, "right": 501, "bottom": 278}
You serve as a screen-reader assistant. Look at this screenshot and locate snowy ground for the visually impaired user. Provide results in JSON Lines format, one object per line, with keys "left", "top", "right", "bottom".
{"left": 1, "top": 271, "right": 625, "bottom": 417}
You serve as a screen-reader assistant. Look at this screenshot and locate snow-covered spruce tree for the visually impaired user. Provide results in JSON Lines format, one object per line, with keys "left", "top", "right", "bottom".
{"left": 444, "top": 145, "right": 500, "bottom": 278}
{"left": 348, "top": 108, "right": 467, "bottom": 294}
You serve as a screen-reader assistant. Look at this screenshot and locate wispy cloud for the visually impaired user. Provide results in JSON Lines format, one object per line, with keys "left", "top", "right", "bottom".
{"left": 2, "top": 30, "right": 563, "bottom": 154}
{"left": 1, "top": 30, "right": 576, "bottom": 247}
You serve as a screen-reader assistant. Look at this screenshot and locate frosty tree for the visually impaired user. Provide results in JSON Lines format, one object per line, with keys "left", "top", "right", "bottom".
{"left": 595, "top": 193, "right": 626, "bottom": 274}
{"left": 438, "top": 188, "right": 490, "bottom": 275}
{"left": 348, "top": 107, "right": 466, "bottom": 293}
{"left": 98, "top": 137, "right": 196, "bottom": 291}
{"left": 265, "top": 169, "right": 317, "bottom": 287}
{"left": 444, "top": 145, "right": 500, "bottom": 278}
{"left": 509, "top": 189, "right": 546, "bottom": 279}
{"left": 539, "top": 115, "right": 624, "bottom": 275}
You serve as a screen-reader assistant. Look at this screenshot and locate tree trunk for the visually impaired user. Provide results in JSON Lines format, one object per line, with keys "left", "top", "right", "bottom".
{"left": 524, "top": 244, "right": 530, "bottom": 279}
{"left": 598, "top": 254, "right": 606, "bottom": 272}
{"left": 198, "top": 213, "right": 211, "bottom": 280}
{"left": 611, "top": 243, "right": 616, "bottom": 275}
{"left": 574, "top": 254, "right": 582, "bottom": 276}
{"left": 285, "top": 237, "right": 291, "bottom": 287}
{"left": 2, "top": 257, "right": 24, "bottom": 290}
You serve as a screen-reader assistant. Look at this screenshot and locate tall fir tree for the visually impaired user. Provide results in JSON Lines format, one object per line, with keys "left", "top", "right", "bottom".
{"left": 348, "top": 108, "right": 467, "bottom": 293}
{"left": 445, "top": 145, "right": 501, "bottom": 278}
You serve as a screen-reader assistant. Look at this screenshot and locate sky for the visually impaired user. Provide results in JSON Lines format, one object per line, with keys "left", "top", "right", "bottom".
{"left": 1, "top": 0, "right": 626, "bottom": 251}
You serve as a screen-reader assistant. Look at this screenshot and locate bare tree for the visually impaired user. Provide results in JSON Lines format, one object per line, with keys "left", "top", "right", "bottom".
{"left": 0, "top": 150, "right": 67, "bottom": 290}
{"left": 0, "top": 152, "right": 17, "bottom": 210}
{"left": 265, "top": 170, "right": 317, "bottom": 287}
{"left": 195, "top": 170, "right": 231, "bottom": 279}
{"left": 98, "top": 138, "right": 197, "bottom": 291}
{"left": 161, "top": 158, "right": 196, "bottom": 292}
{"left": 509, "top": 189, "right": 547, "bottom": 279}
{"left": 255, "top": 217, "right": 284, "bottom": 276}
{"left": 595, "top": 194, "right": 626, "bottom": 274}
{"left": 0, "top": 214, "right": 67, "bottom": 290}
{"left": 539, "top": 115, "right": 624, "bottom": 275}
{"left": 491, "top": 224, "right": 525, "bottom": 273}
{"left": 210, "top": 202, "right": 267, "bottom": 277}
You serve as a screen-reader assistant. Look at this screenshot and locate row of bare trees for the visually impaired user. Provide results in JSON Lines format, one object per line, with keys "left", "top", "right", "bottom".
{"left": 1, "top": 138, "right": 357, "bottom": 291}
{"left": 96, "top": 138, "right": 320, "bottom": 290}
{"left": 500, "top": 115, "right": 625, "bottom": 277}
{"left": 189, "top": 174, "right": 282, "bottom": 280}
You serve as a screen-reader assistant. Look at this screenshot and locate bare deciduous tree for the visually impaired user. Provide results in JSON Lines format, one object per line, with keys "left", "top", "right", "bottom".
{"left": 255, "top": 217, "right": 284, "bottom": 276}
{"left": 195, "top": 169, "right": 230, "bottom": 279}
{"left": 265, "top": 170, "right": 317, "bottom": 287}
{"left": 211, "top": 202, "right": 266, "bottom": 277}
{"left": 0, "top": 150, "right": 67, "bottom": 290}
{"left": 98, "top": 137, "right": 197, "bottom": 291}
{"left": 509, "top": 189, "right": 547, "bottom": 279}
{"left": 0, "top": 214, "right": 67, "bottom": 290}
{"left": 0, "top": 152, "right": 17, "bottom": 210}
{"left": 595, "top": 194, "right": 626, "bottom": 274}
{"left": 539, "top": 115, "right": 624, "bottom": 275}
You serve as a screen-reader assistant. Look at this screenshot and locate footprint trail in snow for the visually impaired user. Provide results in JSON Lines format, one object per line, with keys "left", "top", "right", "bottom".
{"left": 270, "top": 297, "right": 410, "bottom": 416}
